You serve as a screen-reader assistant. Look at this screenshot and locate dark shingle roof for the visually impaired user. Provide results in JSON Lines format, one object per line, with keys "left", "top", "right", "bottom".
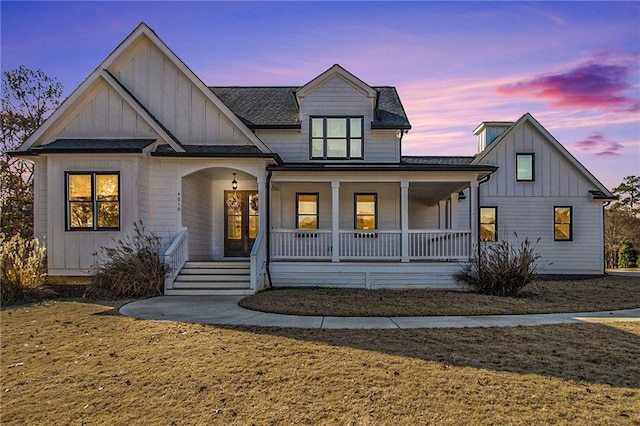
{"left": 210, "top": 87, "right": 300, "bottom": 128}
{"left": 209, "top": 86, "right": 411, "bottom": 130}
{"left": 373, "top": 87, "right": 411, "bottom": 129}
{"left": 589, "top": 190, "right": 616, "bottom": 200}
{"left": 32, "top": 139, "right": 156, "bottom": 153}
{"left": 401, "top": 156, "right": 475, "bottom": 166}
{"left": 152, "top": 144, "right": 281, "bottom": 162}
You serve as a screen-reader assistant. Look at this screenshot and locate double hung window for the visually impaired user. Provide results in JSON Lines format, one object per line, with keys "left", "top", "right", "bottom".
{"left": 310, "top": 116, "right": 363, "bottom": 159}
{"left": 296, "top": 193, "right": 319, "bottom": 229}
{"left": 554, "top": 206, "right": 572, "bottom": 241}
{"left": 66, "top": 172, "right": 120, "bottom": 230}
{"left": 355, "top": 194, "right": 377, "bottom": 230}
{"left": 480, "top": 207, "right": 498, "bottom": 242}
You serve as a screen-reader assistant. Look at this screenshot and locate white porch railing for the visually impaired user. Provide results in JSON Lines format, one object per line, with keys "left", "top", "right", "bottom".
{"left": 409, "top": 230, "right": 471, "bottom": 260}
{"left": 339, "top": 230, "right": 401, "bottom": 259}
{"left": 271, "top": 229, "right": 332, "bottom": 259}
{"left": 250, "top": 230, "right": 267, "bottom": 290}
{"left": 163, "top": 228, "right": 188, "bottom": 289}
{"left": 270, "top": 229, "right": 470, "bottom": 261}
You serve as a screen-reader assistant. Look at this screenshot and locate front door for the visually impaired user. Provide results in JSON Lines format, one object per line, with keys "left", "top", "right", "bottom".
{"left": 224, "top": 190, "right": 258, "bottom": 257}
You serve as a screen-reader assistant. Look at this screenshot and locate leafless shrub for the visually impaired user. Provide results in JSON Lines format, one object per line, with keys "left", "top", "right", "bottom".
{"left": 455, "top": 237, "right": 540, "bottom": 296}
{"left": 86, "top": 222, "right": 169, "bottom": 299}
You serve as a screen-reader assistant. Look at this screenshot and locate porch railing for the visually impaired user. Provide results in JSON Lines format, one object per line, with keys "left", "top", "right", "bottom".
{"left": 270, "top": 229, "right": 470, "bottom": 261}
{"left": 271, "top": 229, "right": 332, "bottom": 259}
{"left": 163, "top": 227, "right": 188, "bottom": 289}
{"left": 339, "top": 230, "right": 401, "bottom": 259}
{"left": 409, "top": 230, "right": 470, "bottom": 260}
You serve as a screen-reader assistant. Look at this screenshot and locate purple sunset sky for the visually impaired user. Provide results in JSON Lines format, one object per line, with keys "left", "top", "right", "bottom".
{"left": 2, "top": 1, "right": 638, "bottom": 189}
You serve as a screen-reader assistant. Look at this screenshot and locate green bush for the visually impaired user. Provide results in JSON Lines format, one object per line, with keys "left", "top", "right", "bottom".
{"left": 0, "top": 233, "right": 49, "bottom": 305}
{"left": 454, "top": 238, "right": 540, "bottom": 297}
{"left": 86, "top": 222, "right": 170, "bottom": 299}
{"left": 617, "top": 240, "right": 638, "bottom": 269}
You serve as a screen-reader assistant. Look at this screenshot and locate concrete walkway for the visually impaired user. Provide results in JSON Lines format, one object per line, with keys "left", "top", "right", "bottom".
{"left": 119, "top": 296, "right": 640, "bottom": 329}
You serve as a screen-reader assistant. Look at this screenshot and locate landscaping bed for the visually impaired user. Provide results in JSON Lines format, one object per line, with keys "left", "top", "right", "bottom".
{"left": 239, "top": 275, "right": 640, "bottom": 317}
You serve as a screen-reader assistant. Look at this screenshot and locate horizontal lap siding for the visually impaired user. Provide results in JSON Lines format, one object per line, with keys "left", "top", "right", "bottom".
{"left": 260, "top": 76, "right": 400, "bottom": 163}
{"left": 149, "top": 161, "right": 178, "bottom": 248}
{"left": 182, "top": 173, "right": 213, "bottom": 260}
{"left": 48, "top": 157, "right": 138, "bottom": 274}
{"left": 270, "top": 262, "right": 464, "bottom": 289}
{"left": 481, "top": 196, "right": 604, "bottom": 274}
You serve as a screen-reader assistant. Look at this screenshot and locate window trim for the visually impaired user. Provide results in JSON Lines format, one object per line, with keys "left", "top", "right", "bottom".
{"left": 309, "top": 116, "right": 364, "bottom": 160}
{"left": 516, "top": 153, "right": 535, "bottom": 182}
{"left": 296, "top": 192, "right": 319, "bottom": 230}
{"left": 66, "top": 171, "right": 120, "bottom": 231}
{"left": 354, "top": 193, "right": 378, "bottom": 230}
{"left": 479, "top": 206, "right": 498, "bottom": 242}
{"left": 554, "top": 206, "right": 573, "bottom": 241}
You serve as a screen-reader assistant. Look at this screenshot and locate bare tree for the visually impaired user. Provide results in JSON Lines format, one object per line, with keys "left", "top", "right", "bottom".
{"left": 1, "top": 66, "right": 63, "bottom": 237}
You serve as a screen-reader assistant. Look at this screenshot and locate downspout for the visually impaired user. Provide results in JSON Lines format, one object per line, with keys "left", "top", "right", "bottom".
{"left": 602, "top": 200, "right": 612, "bottom": 275}
{"left": 476, "top": 174, "right": 492, "bottom": 247}
{"left": 265, "top": 169, "right": 273, "bottom": 288}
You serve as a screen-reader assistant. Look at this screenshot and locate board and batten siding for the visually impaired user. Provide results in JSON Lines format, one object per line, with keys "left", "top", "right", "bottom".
{"left": 258, "top": 76, "right": 400, "bottom": 163}
{"left": 46, "top": 156, "right": 139, "bottom": 275}
{"left": 107, "top": 36, "right": 252, "bottom": 146}
{"left": 474, "top": 121, "right": 606, "bottom": 274}
{"left": 58, "top": 80, "right": 160, "bottom": 139}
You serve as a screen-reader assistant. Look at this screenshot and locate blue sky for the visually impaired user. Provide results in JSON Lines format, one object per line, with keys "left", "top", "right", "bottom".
{"left": 2, "top": 1, "right": 639, "bottom": 189}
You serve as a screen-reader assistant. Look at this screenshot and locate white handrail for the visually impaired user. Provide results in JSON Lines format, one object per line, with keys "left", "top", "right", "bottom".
{"left": 250, "top": 230, "right": 267, "bottom": 290}
{"left": 163, "top": 228, "right": 188, "bottom": 290}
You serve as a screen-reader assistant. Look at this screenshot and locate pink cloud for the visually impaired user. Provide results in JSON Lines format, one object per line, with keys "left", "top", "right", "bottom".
{"left": 496, "top": 63, "right": 639, "bottom": 113}
{"left": 573, "top": 133, "right": 623, "bottom": 156}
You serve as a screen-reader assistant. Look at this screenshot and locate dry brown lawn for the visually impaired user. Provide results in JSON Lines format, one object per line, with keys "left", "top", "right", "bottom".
{"left": 1, "top": 300, "right": 639, "bottom": 425}
{"left": 240, "top": 275, "right": 640, "bottom": 316}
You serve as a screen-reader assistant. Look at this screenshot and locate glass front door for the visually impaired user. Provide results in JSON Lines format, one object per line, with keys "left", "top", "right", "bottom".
{"left": 224, "top": 191, "right": 258, "bottom": 257}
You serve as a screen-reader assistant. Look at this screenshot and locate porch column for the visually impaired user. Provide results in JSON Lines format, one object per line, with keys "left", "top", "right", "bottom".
{"left": 332, "top": 181, "right": 340, "bottom": 262}
{"left": 439, "top": 200, "right": 448, "bottom": 229}
{"left": 257, "top": 173, "right": 267, "bottom": 236}
{"left": 449, "top": 192, "right": 459, "bottom": 229}
{"left": 470, "top": 180, "right": 479, "bottom": 248}
{"left": 401, "top": 181, "right": 409, "bottom": 262}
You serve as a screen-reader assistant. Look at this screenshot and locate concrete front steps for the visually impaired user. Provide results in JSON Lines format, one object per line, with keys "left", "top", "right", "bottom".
{"left": 165, "top": 261, "right": 254, "bottom": 296}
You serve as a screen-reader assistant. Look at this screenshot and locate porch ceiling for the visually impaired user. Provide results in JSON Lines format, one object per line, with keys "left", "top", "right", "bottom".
{"left": 410, "top": 182, "right": 467, "bottom": 206}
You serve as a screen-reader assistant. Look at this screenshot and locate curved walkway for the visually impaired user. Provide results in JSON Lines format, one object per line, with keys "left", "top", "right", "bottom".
{"left": 119, "top": 296, "right": 640, "bottom": 329}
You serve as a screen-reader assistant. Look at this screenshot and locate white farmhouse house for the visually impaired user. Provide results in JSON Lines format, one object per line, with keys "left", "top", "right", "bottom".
{"left": 14, "top": 23, "right": 614, "bottom": 295}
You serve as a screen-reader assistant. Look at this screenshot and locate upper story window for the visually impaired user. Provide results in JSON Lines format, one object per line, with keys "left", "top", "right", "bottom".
{"left": 310, "top": 116, "right": 363, "bottom": 160}
{"left": 480, "top": 207, "right": 497, "bottom": 242}
{"left": 516, "top": 153, "right": 535, "bottom": 181}
{"left": 297, "top": 193, "right": 319, "bottom": 229}
{"left": 67, "top": 172, "right": 120, "bottom": 231}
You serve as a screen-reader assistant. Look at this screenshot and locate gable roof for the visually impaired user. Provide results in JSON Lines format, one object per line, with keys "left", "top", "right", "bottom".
{"left": 18, "top": 22, "right": 273, "bottom": 155}
{"left": 296, "top": 64, "right": 377, "bottom": 99}
{"left": 472, "top": 112, "right": 614, "bottom": 198}
{"left": 210, "top": 85, "right": 411, "bottom": 130}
